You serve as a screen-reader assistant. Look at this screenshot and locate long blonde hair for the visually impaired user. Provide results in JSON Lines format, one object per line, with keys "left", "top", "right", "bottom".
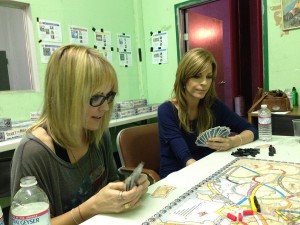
{"left": 29, "top": 44, "right": 118, "bottom": 148}
{"left": 173, "top": 48, "right": 217, "bottom": 133}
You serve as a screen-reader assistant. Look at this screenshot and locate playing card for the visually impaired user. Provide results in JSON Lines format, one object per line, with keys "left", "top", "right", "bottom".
{"left": 125, "top": 162, "right": 144, "bottom": 191}
{"left": 195, "top": 126, "right": 230, "bottom": 146}
{"left": 151, "top": 185, "right": 176, "bottom": 198}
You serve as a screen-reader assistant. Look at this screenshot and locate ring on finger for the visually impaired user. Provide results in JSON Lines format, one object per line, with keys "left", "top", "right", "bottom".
{"left": 118, "top": 191, "right": 124, "bottom": 201}
{"left": 124, "top": 203, "right": 131, "bottom": 209}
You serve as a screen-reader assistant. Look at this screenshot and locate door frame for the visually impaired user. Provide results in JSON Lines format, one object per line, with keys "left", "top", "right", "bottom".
{"left": 174, "top": 0, "right": 269, "bottom": 90}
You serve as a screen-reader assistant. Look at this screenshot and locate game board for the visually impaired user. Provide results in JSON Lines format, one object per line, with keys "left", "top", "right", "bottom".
{"left": 143, "top": 158, "right": 300, "bottom": 225}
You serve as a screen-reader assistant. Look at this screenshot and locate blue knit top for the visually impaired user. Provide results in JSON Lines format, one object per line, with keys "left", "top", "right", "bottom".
{"left": 157, "top": 99, "right": 258, "bottom": 178}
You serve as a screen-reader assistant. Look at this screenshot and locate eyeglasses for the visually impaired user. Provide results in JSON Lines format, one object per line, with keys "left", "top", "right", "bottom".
{"left": 89, "top": 91, "right": 116, "bottom": 107}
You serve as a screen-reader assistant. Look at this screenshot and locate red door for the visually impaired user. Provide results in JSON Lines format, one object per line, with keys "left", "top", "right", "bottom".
{"left": 187, "top": 11, "right": 225, "bottom": 102}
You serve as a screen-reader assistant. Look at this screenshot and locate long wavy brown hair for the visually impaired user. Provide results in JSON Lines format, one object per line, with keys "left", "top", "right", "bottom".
{"left": 173, "top": 48, "right": 217, "bottom": 134}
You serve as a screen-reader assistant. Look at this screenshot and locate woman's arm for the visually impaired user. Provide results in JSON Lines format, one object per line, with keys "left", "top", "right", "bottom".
{"left": 51, "top": 175, "right": 149, "bottom": 225}
{"left": 206, "top": 130, "right": 254, "bottom": 151}
{"left": 158, "top": 102, "right": 195, "bottom": 167}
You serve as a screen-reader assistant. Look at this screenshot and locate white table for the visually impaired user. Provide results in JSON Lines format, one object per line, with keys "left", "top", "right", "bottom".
{"left": 81, "top": 135, "right": 300, "bottom": 225}
{"left": 0, "top": 112, "right": 157, "bottom": 153}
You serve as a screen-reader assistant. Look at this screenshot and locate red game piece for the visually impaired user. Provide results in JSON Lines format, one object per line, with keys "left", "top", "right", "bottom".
{"left": 238, "top": 212, "right": 243, "bottom": 221}
{"left": 227, "top": 213, "right": 237, "bottom": 221}
{"left": 243, "top": 209, "right": 254, "bottom": 215}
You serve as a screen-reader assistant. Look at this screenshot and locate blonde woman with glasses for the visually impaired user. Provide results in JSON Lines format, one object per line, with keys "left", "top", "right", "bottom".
{"left": 11, "top": 45, "right": 149, "bottom": 224}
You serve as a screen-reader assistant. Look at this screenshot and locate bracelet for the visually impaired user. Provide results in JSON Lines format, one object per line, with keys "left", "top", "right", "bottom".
{"left": 78, "top": 205, "right": 85, "bottom": 222}
{"left": 70, "top": 209, "right": 79, "bottom": 225}
{"left": 237, "top": 135, "right": 242, "bottom": 147}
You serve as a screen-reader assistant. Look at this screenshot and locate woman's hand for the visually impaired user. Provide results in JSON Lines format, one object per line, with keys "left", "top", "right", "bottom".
{"left": 206, "top": 136, "right": 233, "bottom": 151}
{"left": 88, "top": 174, "right": 150, "bottom": 214}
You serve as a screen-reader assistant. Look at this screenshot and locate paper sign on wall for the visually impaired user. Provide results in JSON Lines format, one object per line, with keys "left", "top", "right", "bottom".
{"left": 117, "top": 33, "right": 132, "bottom": 67}
{"left": 152, "top": 48, "right": 168, "bottom": 64}
{"left": 98, "top": 49, "right": 113, "bottom": 63}
{"left": 69, "top": 26, "right": 89, "bottom": 45}
{"left": 119, "top": 51, "right": 132, "bottom": 67}
{"left": 151, "top": 31, "right": 168, "bottom": 48}
{"left": 94, "top": 30, "right": 112, "bottom": 48}
{"left": 117, "top": 34, "right": 132, "bottom": 51}
{"left": 39, "top": 43, "right": 61, "bottom": 63}
{"left": 151, "top": 31, "right": 168, "bottom": 64}
{"left": 37, "top": 19, "right": 62, "bottom": 43}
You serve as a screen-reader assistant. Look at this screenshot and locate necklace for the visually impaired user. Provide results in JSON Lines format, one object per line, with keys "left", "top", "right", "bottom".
{"left": 69, "top": 146, "right": 94, "bottom": 191}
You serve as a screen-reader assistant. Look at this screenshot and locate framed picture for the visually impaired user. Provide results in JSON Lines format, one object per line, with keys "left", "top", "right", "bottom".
{"left": 281, "top": 0, "right": 300, "bottom": 30}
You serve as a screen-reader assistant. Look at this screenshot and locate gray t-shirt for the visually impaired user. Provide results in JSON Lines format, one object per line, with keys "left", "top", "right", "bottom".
{"left": 10, "top": 130, "right": 118, "bottom": 217}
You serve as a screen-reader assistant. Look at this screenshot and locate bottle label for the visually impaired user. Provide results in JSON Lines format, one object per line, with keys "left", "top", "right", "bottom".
{"left": 0, "top": 216, "right": 4, "bottom": 225}
{"left": 12, "top": 208, "right": 50, "bottom": 225}
{"left": 258, "top": 116, "right": 271, "bottom": 125}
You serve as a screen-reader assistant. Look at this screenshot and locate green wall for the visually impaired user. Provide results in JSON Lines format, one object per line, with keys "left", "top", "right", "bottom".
{"left": 266, "top": 0, "right": 300, "bottom": 99}
{"left": 0, "top": 0, "right": 299, "bottom": 121}
{"left": 142, "top": 0, "right": 300, "bottom": 105}
{"left": 0, "top": 0, "right": 148, "bottom": 120}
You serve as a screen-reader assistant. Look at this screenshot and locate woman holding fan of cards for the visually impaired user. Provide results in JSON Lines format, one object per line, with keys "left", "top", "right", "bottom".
{"left": 11, "top": 45, "right": 149, "bottom": 224}
{"left": 158, "top": 48, "right": 258, "bottom": 178}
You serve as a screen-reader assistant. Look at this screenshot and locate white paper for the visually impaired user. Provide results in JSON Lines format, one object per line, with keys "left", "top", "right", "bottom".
{"left": 98, "top": 49, "right": 113, "bottom": 63}
{"left": 117, "top": 33, "right": 131, "bottom": 51}
{"left": 151, "top": 31, "right": 168, "bottom": 48}
{"left": 119, "top": 51, "right": 132, "bottom": 67}
{"left": 37, "top": 19, "right": 62, "bottom": 43}
{"left": 152, "top": 48, "right": 168, "bottom": 64}
{"left": 69, "top": 26, "right": 89, "bottom": 45}
{"left": 94, "top": 30, "right": 112, "bottom": 48}
{"left": 39, "top": 43, "right": 61, "bottom": 63}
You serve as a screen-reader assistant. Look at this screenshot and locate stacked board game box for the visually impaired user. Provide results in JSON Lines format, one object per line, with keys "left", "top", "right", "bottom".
{"left": 112, "top": 99, "right": 160, "bottom": 119}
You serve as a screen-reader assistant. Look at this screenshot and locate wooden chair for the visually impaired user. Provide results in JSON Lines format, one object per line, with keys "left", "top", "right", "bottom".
{"left": 116, "top": 123, "right": 160, "bottom": 184}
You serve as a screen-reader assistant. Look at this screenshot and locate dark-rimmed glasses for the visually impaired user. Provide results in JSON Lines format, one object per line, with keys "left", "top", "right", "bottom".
{"left": 89, "top": 91, "right": 116, "bottom": 107}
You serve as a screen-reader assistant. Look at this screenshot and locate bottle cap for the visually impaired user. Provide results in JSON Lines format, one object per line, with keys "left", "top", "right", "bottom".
{"left": 261, "top": 104, "right": 267, "bottom": 108}
{"left": 20, "top": 176, "right": 38, "bottom": 187}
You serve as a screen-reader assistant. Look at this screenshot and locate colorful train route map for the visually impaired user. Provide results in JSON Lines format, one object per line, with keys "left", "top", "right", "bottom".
{"left": 143, "top": 158, "right": 300, "bottom": 225}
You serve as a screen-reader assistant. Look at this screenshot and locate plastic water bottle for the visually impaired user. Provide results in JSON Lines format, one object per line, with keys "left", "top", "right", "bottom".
{"left": 0, "top": 205, "right": 4, "bottom": 225}
{"left": 11, "top": 176, "right": 50, "bottom": 225}
{"left": 284, "top": 88, "right": 293, "bottom": 109}
{"left": 258, "top": 104, "right": 272, "bottom": 141}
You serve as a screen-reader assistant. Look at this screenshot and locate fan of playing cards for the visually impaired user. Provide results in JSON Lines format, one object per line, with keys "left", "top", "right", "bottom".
{"left": 195, "top": 126, "right": 231, "bottom": 147}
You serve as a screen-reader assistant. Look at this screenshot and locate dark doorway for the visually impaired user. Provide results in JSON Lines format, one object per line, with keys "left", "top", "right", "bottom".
{"left": 175, "top": 0, "right": 263, "bottom": 112}
{"left": 0, "top": 51, "right": 10, "bottom": 91}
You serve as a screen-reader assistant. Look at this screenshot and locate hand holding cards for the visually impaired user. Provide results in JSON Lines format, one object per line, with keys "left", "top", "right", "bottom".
{"left": 195, "top": 126, "right": 230, "bottom": 147}
{"left": 125, "top": 162, "right": 144, "bottom": 191}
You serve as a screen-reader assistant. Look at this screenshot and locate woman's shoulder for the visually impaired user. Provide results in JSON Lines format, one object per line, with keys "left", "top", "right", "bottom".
{"left": 17, "top": 127, "right": 57, "bottom": 158}
{"left": 14, "top": 133, "right": 51, "bottom": 162}
{"left": 158, "top": 100, "right": 177, "bottom": 111}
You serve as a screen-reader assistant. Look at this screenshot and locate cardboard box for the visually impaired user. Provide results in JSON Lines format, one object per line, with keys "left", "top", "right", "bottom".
{"left": 0, "top": 127, "right": 26, "bottom": 142}
{"left": 0, "top": 118, "right": 12, "bottom": 130}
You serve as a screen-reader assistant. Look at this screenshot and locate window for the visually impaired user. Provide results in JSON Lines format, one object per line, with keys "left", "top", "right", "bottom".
{"left": 0, "top": 1, "right": 39, "bottom": 91}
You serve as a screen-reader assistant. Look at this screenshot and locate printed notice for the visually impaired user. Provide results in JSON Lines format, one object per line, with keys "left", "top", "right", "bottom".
{"left": 152, "top": 48, "right": 167, "bottom": 64}
{"left": 69, "top": 26, "right": 89, "bottom": 45}
{"left": 39, "top": 43, "right": 61, "bottom": 63}
{"left": 37, "top": 19, "right": 62, "bottom": 42}
{"left": 98, "top": 49, "right": 113, "bottom": 63}
{"left": 151, "top": 31, "right": 168, "bottom": 48}
{"left": 119, "top": 51, "right": 132, "bottom": 67}
{"left": 117, "top": 34, "right": 132, "bottom": 51}
{"left": 94, "top": 30, "right": 112, "bottom": 48}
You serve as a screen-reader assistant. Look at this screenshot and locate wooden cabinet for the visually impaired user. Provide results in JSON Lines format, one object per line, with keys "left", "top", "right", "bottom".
{"left": 248, "top": 106, "right": 300, "bottom": 136}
